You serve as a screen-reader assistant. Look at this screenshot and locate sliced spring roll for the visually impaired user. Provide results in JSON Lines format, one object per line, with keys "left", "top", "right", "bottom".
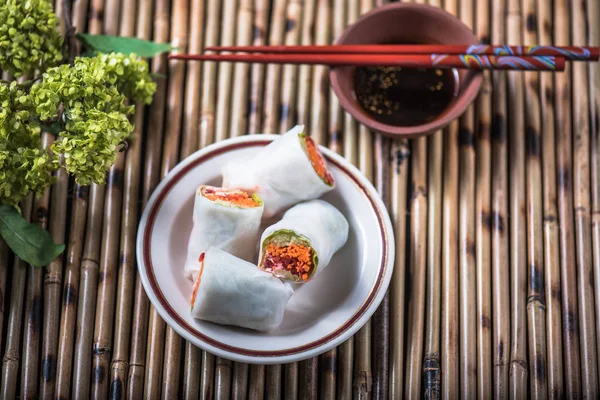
{"left": 258, "top": 200, "right": 349, "bottom": 282}
{"left": 184, "top": 185, "right": 264, "bottom": 280}
{"left": 222, "top": 125, "right": 335, "bottom": 218}
{"left": 190, "top": 247, "right": 294, "bottom": 332}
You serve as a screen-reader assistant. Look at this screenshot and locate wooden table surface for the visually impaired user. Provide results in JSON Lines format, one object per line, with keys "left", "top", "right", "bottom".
{"left": 1, "top": 0, "right": 598, "bottom": 398}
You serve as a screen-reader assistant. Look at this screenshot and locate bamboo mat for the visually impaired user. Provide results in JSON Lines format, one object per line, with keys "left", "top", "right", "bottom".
{"left": 0, "top": 0, "right": 598, "bottom": 398}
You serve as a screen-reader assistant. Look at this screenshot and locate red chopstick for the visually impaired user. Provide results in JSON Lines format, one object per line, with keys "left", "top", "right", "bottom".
{"left": 205, "top": 44, "right": 600, "bottom": 61}
{"left": 169, "top": 53, "right": 565, "bottom": 71}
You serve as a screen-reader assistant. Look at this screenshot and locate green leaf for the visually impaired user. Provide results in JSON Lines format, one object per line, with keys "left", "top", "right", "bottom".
{"left": 76, "top": 34, "right": 176, "bottom": 57}
{"left": 0, "top": 205, "right": 65, "bottom": 267}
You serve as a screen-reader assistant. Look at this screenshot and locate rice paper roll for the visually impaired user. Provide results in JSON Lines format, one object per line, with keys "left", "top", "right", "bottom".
{"left": 258, "top": 200, "right": 349, "bottom": 282}
{"left": 184, "top": 185, "right": 264, "bottom": 280}
{"left": 190, "top": 247, "right": 294, "bottom": 331}
{"left": 222, "top": 125, "right": 335, "bottom": 218}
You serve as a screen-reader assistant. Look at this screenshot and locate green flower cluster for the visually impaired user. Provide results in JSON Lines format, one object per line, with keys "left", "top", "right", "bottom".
{"left": 29, "top": 53, "right": 155, "bottom": 185}
{"left": 0, "top": 82, "right": 57, "bottom": 207}
{"left": 0, "top": 53, "right": 156, "bottom": 205}
{"left": 0, "top": 0, "right": 63, "bottom": 77}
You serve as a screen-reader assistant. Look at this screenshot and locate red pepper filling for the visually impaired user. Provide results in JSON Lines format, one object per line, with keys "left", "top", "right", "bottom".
{"left": 304, "top": 136, "right": 334, "bottom": 186}
{"left": 190, "top": 254, "right": 205, "bottom": 308}
{"left": 202, "top": 186, "right": 260, "bottom": 208}
{"left": 262, "top": 243, "right": 314, "bottom": 282}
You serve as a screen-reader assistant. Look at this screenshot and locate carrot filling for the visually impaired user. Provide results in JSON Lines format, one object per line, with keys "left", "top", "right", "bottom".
{"left": 262, "top": 243, "right": 314, "bottom": 282}
{"left": 190, "top": 254, "right": 205, "bottom": 309}
{"left": 304, "top": 136, "right": 334, "bottom": 186}
{"left": 202, "top": 186, "right": 261, "bottom": 208}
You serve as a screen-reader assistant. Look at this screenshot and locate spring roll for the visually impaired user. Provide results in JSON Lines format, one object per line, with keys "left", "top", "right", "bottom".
{"left": 184, "top": 185, "right": 264, "bottom": 280}
{"left": 190, "top": 247, "right": 294, "bottom": 332}
{"left": 258, "top": 200, "right": 349, "bottom": 282}
{"left": 222, "top": 125, "right": 335, "bottom": 218}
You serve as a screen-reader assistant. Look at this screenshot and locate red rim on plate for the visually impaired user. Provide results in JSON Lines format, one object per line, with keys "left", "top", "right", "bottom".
{"left": 141, "top": 139, "right": 389, "bottom": 358}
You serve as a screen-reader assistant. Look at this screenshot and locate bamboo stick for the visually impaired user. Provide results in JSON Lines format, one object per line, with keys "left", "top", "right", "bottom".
{"left": 587, "top": 0, "right": 600, "bottom": 384}
{"left": 55, "top": 185, "right": 89, "bottom": 399}
{"left": 389, "top": 139, "right": 409, "bottom": 399}
{"left": 109, "top": 107, "right": 144, "bottom": 400}
{"left": 247, "top": 0, "right": 271, "bottom": 134}
{"left": 537, "top": 2, "right": 564, "bottom": 398}
{"left": 422, "top": 0, "right": 444, "bottom": 389}
{"left": 327, "top": 0, "right": 346, "bottom": 153}
{"left": 160, "top": 0, "right": 187, "bottom": 176}
{"left": 54, "top": 0, "right": 66, "bottom": 33}
{"left": 421, "top": 0, "right": 444, "bottom": 390}
{"left": 21, "top": 133, "right": 53, "bottom": 398}
{"left": 491, "top": 74, "right": 511, "bottom": 400}
{"left": 571, "top": 1, "right": 598, "bottom": 397}
{"left": 143, "top": 310, "right": 166, "bottom": 399}
{"left": 103, "top": 0, "right": 120, "bottom": 35}
{"left": 38, "top": 149, "right": 67, "bottom": 399}
{"left": 490, "top": 0, "right": 510, "bottom": 397}
{"left": 309, "top": 0, "right": 331, "bottom": 144}
{"left": 506, "top": 0, "right": 528, "bottom": 396}
{"left": 248, "top": 364, "right": 265, "bottom": 400}
{"left": 521, "top": 0, "right": 548, "bottom": 397}
{"left": 457, "top": 1, "right": 477, "bottom": 396}
{"left": 0, "top": 195, "right": 33, "bottom": 400}
{"left": 198, "top": 0, "right": 222, "bottom": 146}
{"left": 296, "top": 0, "right": 316, "bottom": 126}
{"left": 342, "top": 0, "right": 359, "bottom": 164}
{"left": 262, "top": 0, "right": 287, "bottom": 133}
{"left": 266, "top": 364, "right": 282, "bottom": 399}
{"left": 88, "top": 0, "right": 103, "bottom": 35}
{"left": 284, "top": 362, "right": 298, "bottom": 399}
{"left": 404, "top": 137, "right": 428, "bottom": 399}
{"left": 215, "top": 357, "right": 233, "bottom": 400}
{"left": 423, "top": 129, "right": 443, "bottom": 400}
{"left": 213, "top": 0, "right": 238, "bottom": 142}
{"left": 354, "top": 61, "right": 372, "bottom": 400}
{"left": 71, "top": 183, "right": 105, "bottom": 398}
{"left": 72, "top": 0, "right": 90, "bottom": 34}
{"left": 337, "top": 338, "right": 354, "bottom": 399}
{"left": 440, "top": 1, "right": 459, "bottom": 397}
{"left": 128, "top": 0, "right": 169, "bottom": 394}
{"left": 110, "top": 0, "right": 153, "bottom": 396}
{"left": 230, "top": 0, "right": 253, "bottom": 138}
{"left": 372, "top": 136, "right": 390, "bottom": 400}
{"left": 422, "top": 7, "right": 446, "bottom": 400}
{"left": 279, "top": 0, "right": 303, "bottom": 131}
{"left": 0, "top": 240, "right": 8, "bottom": 356}
{"left": 320, "top": 349, "right": 336, "bottom": 399}
{"left": 183, "top": 342, "right": 201, "bottom": 399}
{"left": 440, "top": 120, "right": 459, "bottom": 399}
{"left": 158, "top": 0, "right": 187, "bottom": 395}
{"left": 354, "top": 2, "right": 374, "bottom": 395}
{"left": 299, "top": 357, "right": 318, "bottom": 399}
{"left": 90, "top": 1, "right": 138, "bottom": 396}
{"left": 91, "top": 154, "right": 125, "bottom": 400}
{"left": 200, "top": 351, "right": 215, "bottom": 400}
{"left": 554, "top": 0, "right": 582, "bottom": 396}
{"left": 162, "top": 327, "right": 183, "bottom": 399}
{"left": 473, "top": 1, "right": 492, "bottom": 399}
{"left": 232, "top": 362, "right": 249, "bottom": 400}
{"left": 180, "top": 0, "right": 204, "bottom": 158}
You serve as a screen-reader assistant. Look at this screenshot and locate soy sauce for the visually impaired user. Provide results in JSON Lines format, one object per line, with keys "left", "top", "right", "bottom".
{"left": 354, "top": 66, "right": 458, "bottom": 126}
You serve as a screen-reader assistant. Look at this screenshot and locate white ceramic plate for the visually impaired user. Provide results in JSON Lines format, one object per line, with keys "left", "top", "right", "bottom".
{"left": 136, "top": 134, "right": 395, "bottom": 364}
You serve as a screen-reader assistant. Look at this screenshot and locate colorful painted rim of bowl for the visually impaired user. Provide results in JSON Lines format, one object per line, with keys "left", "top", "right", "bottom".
{"left": 137, "top": 135, "right": 394, "bottom": 363}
